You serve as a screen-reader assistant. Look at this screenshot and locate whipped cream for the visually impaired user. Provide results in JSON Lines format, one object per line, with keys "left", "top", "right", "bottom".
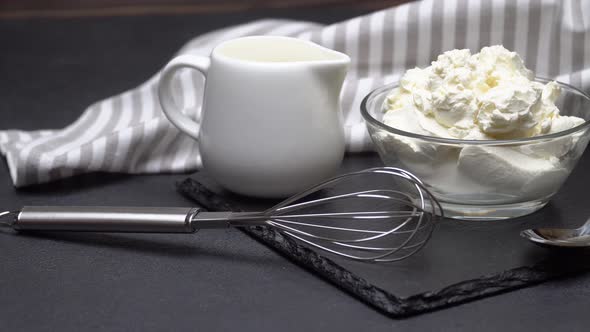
{"left": 379, "top": 46, "right": 585, "bottom": 203}
{"left": 384, "top": 46, "right": 581, "bottom": 140}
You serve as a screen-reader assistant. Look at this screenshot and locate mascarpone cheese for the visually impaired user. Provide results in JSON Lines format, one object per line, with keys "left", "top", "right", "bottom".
{"left": 384, "top": 46, "right": 575, "bottom": 140}
{"left": 380, "top": 45, "right": 585, "bottom": 202}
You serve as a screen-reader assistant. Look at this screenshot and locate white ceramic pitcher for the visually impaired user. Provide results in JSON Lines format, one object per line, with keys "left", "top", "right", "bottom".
{"left": 158, "top": 36, "right": 350, "bottom": 198}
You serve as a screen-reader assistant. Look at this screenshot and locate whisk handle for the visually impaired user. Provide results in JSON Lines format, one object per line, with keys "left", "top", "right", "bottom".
{"left": 13, "top": 206, "right": 201, "bottom": 233}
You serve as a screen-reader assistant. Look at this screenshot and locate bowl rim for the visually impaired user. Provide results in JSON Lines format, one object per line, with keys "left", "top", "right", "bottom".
{"left": 360, "top": 77, "right": 590, "bottom": 145}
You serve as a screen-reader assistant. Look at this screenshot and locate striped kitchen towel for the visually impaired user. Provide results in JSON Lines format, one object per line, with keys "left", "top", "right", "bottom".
{"left": 1, "top": 0, "right": 589, "bottom": 187}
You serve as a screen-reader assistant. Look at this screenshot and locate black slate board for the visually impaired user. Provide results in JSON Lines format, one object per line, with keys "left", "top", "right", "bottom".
{"left": 176, "top": 154, "right": 590, "bottom": 318}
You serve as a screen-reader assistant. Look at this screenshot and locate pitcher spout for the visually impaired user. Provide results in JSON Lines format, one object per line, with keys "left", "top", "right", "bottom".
{"left": 309, "top": 48, "right": 350, "bottom": 108}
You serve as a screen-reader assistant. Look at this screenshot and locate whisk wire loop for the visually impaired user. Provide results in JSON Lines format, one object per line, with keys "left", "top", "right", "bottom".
{"left": 257, "top": 167, "right": 442, "bottom": 262}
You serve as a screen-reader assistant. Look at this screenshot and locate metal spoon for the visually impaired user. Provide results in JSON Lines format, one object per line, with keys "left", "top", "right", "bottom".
{"left": 521, "top": 217, "right": 590, "bottom": 247}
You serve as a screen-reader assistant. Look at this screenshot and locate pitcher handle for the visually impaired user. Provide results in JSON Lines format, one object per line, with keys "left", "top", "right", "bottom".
{"left": 158, "top": 54, "right": 211, "bottom": 140}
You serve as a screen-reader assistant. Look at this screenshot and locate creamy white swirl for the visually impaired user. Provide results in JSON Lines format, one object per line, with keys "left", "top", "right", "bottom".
{"left": 384, "top": 45, "right": 579, "bottom": 140}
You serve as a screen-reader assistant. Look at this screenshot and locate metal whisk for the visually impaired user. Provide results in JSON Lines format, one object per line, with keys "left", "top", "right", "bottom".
{"left": 0, "top": 167, "right": 442, "bottom": 262}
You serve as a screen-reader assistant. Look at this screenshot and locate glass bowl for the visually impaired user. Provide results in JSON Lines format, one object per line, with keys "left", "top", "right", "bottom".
{"left": 361, "top": 79, "right": 590, "bottom": 220}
